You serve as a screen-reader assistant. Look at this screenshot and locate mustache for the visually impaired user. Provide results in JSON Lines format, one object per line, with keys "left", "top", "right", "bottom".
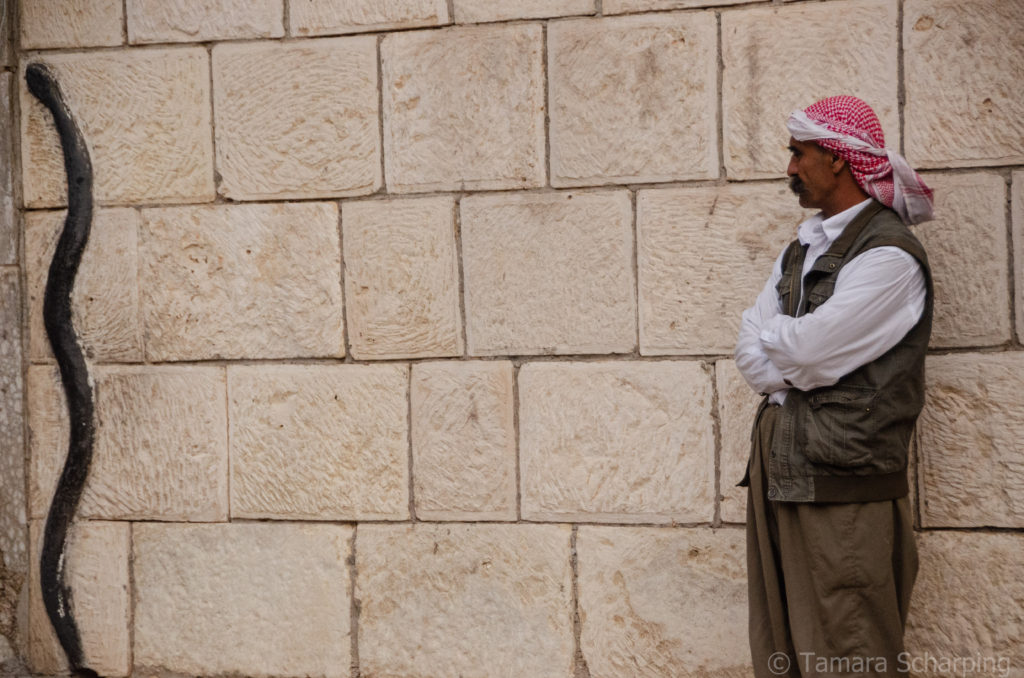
{"left": 789, "top": 176, "right": 805, "bottom": 194}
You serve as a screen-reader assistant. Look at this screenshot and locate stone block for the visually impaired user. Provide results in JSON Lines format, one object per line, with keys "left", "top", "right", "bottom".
{"left": 28, "top": 365, "right": 228, "bottom": 521}
{"left": 0, "top": 269, "right": 25, "bottom": 572}
{"left": 140, "top": 202, "right": 344, "bottom": 361}
{"left": 604, "top": 0, "right": 757, "bottom": 12}
{"left": 453, "top": 0, "right": 593, "bottom": 23}
{"left": 20, "top": 0, "right": 123, "bottom": 49}
{"left": 382, "top": 23, "right": 545, "bottom": 193}
{"left": 722, "top": 0, "right": 898, "bottom": 179}
{"left": 905, "top": 0, "right": 1024, "bottom": 168}
{"left": 0, "top": 637, "right": 20, "bottom": 673}
{"left": 520, "top": 361, "right": 715, "bottom": 523}
{"left": 461, "top": 190, "right": 635, "bottom": 355}
{"left": 290, "top": 0, "right": 449, "bottom": 35}
{"left": 0, "top": 74, "right": 14, "bottom": 266}
{"left": 127, "top": 0, "right": 284, "bottom": 43}
{"left": 21, "top": 48, "right": 214, "bottom": 208}
{"left": 637, "top": 183, "right": 807, "bottom": 355}
{"left": 25, "top": 208, "right": 142, "bottom": 363}
{"left": 917, "top": 353, "right": 1024, "bottom": 528}
{"left": 357, "top": 523, "right": 574, "bottom": 677}
{"left": 134, "top": 522, "right": 352, "bottom": 677}
{"left": 577, "top": 526, "right": 749, "bottom": 677}
{"left": 342, "top": 196, "right": 462, "bottom": 359}
{"left": 228, "top": 364, "right": 409, "bottom": 520}
{"left": 213, "top": 38, "right": 380, "bottom": 201}
{"left": 0, "top": 0, "right": 12, "bottom": 67}
{"left": 549, "top": 13, "right": 718, "bottom": 187}
{"left": 1013, "top": 171, "right": 1023, "bottom": 343}
{"left": 411, "top": 361, "right": 516, "bottom": 520}
{"left": 905, "top": 532, "right": 1024, "bottom": 673}
{"left": 716, "top": 360, "right": 760, "bottom": 524}
{"left": 27, "top": 521, "right": 130, "bottom": 676}
{"left": 911, "top": 172, "right": 1010, "bottom": 348}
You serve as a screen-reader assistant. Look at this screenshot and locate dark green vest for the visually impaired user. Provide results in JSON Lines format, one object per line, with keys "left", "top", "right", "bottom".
{"left": 766, "top": 200, "right": 933, "bottom": 503}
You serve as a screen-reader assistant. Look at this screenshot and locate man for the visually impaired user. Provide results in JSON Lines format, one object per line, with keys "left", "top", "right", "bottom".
{"left": 735, "top": 96, "right": 935, "bottom": 678}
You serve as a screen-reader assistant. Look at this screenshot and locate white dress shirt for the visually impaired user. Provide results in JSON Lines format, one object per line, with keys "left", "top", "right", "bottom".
{"left": 735, "top": 199, "right": 926, "bottom": 405}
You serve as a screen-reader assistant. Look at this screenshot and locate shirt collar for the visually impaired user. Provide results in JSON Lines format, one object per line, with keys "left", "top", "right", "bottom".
{"left": 797, "top": 198, "right": 873, "bottom": 248}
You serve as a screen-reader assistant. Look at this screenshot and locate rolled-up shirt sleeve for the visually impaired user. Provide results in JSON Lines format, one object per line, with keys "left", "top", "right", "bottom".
{"left": 735, "top": 252, "right": 790, "bottom": 395}
{"left": 758, "top": 246, "right": 926, "bottom": 391}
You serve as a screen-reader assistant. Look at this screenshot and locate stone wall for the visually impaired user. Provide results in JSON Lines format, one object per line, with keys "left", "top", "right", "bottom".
{"left": 1, "top": 0, "right": 25, "bottom": 670}
{"left": 1, "top": 0, "right": 1022, "bottom": 676}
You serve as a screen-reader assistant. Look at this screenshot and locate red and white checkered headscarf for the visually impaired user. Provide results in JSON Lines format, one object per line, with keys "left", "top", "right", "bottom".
{"left": 787, "top": 96, "right": 934, "bottom": 224}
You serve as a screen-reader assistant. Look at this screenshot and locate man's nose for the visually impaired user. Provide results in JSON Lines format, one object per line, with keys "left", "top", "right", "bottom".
{"left": 786, "top": 158, "right": 798, "bottom": 176}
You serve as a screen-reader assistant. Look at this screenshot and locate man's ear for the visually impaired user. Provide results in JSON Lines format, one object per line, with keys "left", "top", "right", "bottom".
{"left": 830, "top": 154, "right": 847, "bottom": 175}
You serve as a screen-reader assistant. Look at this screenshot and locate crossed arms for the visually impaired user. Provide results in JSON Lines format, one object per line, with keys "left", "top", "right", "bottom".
{"left": 735, "top": 246, "right": 926, "bottom": 401}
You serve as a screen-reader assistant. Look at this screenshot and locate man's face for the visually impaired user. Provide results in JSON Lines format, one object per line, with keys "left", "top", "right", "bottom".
{"left": 786, "top": 137, "right": 839, "bottom": 211}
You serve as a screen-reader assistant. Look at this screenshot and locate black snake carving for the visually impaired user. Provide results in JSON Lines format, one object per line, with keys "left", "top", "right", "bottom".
{"left": 25, "top": 62, "right": 99, "bottom": 678}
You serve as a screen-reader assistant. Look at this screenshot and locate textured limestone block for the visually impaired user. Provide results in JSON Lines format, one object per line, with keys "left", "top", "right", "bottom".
{"left": 29, "top": 365, "right": 228, "bottom": 521}
{"left": 905, "top": 532, "right": 1024, "bottom": 671}
{"left": 0, "top": 0, "right": 12, "bottom": 67}
{"left": 911, "top": 172, "right": 1010, "bottom": 348}
{"left": 134, "top": 523, "right": 352, "bottom": 677}
{"left": 291, "top": 0, "right": 449, "bottom": 35}
{"left": 140, "top": 202, "right": 344, "bottom": 361}
{"left": 1013, "top": 171, "right": 1023, "bottom": 343}
{"left": 0, "top": 270, "right": 25, "bottom": 572}
{"left": 229, "top": 364, "right": 409, "bottom": 520}
{"left": 20, "top": 0, "right": 123, "bottom": 49}
{"left": 605, "top": 0, "right": 756, "bottom": 12}
{"left": 25, "top": 208, "right": 141, "bottom": 363}
{"left": 20, "top": 48, "right": 213, "bottom": 208}
{"left": 577, "top": 526, "right": 749, "bottom": 677}
{"left": 0, "top": 74, "right": 14, "bottom": 266}
{"left": 411, "top": 361, "right": 516, "bottom": 520}
{"left": 213, "top": 38, "right": 380, "bottom": 201}
{"left": 716, "top": 360, "right": 760, "bottom": 524}
{"left": 0, "top": 637, "right": 19, "bottom": 672}
{"left": 128, "top": 0, "right": 283, "bottom": 43}
{"left": 638, "top": 183, "right": 807, "bottom": 355}
{"left": 343, "top": 196, "right": 462, "bottom": 359}
{"left": 454, "top": 0, "right": 593, "bottom": 23}
{"left": 549, "top": 14, "right": 718, "bottom": 186}
{"left": 0, "top": 577, "right": 22, "bottom": 674}
{"left": 27, "top": 521, "right": 130, "bottom": 676}
{"left": 722, "top": 0, "right": 898, "bottom": 179}
{"left": 382, "top": 23, "right": 545, "bottom": 193}
{"left": 916, "top": 353, "right": 1024, "bottom": 528}
{"left": 905, "top": 0, "right": 1024, "bottom": 168}
{"left": 461, "top": 191, "right": 635, "bottom": 355}
{"left": 358, "top": 523, "right": 574, "bottom": 677}
{"left": 520, "top": 361, "right": 715, "bottom": 523}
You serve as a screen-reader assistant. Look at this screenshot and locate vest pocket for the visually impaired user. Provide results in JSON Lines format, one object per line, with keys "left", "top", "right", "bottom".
{"left": 804, "top": 386, "right": 878, "bottom": 468}
{"left": 807, "top": 291, "right": 830, "bottom": 307}
{"left": 776, "top": 271, "right": 795, "bottom": 314}
{"left": 806, "top": 279, "right": 836, "bottom": 311}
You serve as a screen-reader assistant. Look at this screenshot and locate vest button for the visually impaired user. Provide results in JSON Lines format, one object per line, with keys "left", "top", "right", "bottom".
{"left": 828, "top": 262, "right": 836, "bottom": 269}
{"left": 767, "top": 487, "right": 778, "bottom": 499}
{"left": 770, "top": 450, "right": 776, "bottom": 458}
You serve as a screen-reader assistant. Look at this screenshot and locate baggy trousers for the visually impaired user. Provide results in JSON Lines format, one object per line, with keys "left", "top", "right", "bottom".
{"left": 746, "top": 404, "right": 918, "bottom": 678}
